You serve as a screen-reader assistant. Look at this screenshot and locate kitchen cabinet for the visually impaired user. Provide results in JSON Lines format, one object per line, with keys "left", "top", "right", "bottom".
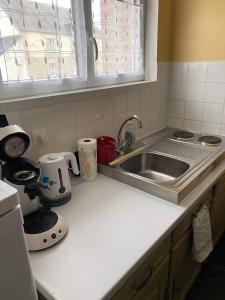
{"left": 168, "top": 190, "right": 212, "bottom": 300}
{"left": 172, "top": 189, "right": 212, "bottom": 245}
{"left": 211, "top": 172, "right": 225, "bottom": 244}
{"left": 169, "top": 228, "right": 201, "bottom": 300}
{"left": 111, "top": 236, "right": 171, "bottom": 300}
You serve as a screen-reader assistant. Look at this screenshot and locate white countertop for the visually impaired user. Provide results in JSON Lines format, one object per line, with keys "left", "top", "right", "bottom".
{"left": 29, "top": 174, "right": 185, "bottom": 300}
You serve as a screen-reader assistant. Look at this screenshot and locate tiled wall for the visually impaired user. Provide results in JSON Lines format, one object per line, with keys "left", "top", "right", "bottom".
{"left": 168, "top": 61, "right": 225, "bottom": 135}
{"left": 0, "top": 63, "right": 169, "bottom": 160}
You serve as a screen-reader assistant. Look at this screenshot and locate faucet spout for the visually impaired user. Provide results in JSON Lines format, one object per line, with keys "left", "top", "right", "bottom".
{"left": 117, "top": 115, "right": 143, "bottom": 154}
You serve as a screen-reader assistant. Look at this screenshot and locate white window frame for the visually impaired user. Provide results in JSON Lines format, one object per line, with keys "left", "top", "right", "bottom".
{"left": 0, "top": 0, "right": 87, "bottom": 100}
{"left": 84, "top": 0, "right": 145, "bottom": 88}
{"left": 0, "top": 0, "right": 158, "bottom": 101}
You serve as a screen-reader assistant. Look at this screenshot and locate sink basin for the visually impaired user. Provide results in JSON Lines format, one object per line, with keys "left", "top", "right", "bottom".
{"left": 120, "top": 153, "right": 190, "bottom": 183}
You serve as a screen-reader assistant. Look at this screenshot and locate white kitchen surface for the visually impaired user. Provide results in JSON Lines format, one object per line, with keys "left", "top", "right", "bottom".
{"left": 29, "top": 174, "right": 184, "bottom": 300}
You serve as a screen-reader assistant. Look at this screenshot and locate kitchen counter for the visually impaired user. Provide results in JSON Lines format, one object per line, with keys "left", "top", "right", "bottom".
{"left": 30, "top": 156, "right": 225, "bottom": 300}
{"left": 29, "top": 174, "right": 185, "bottom": 300}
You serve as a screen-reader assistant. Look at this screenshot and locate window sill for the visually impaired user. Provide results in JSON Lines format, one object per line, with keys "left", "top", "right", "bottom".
{"left": 0, "top": 80, "right": 157, "bottom": 112}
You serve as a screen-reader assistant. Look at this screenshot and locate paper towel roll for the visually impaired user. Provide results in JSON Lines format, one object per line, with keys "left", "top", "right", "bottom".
{"left": 78, "top": 138, "right": 97, "bottom": 181}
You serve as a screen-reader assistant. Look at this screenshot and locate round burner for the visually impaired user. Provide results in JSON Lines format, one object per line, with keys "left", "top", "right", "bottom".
{"left": 199, "top": 136, "right": 222, "bottom": 146}
{"left": 24, "top": 210, "right": 58, "bottom": 234}
{"left": 173, "top": 130, "right": 194, "bottom": 140}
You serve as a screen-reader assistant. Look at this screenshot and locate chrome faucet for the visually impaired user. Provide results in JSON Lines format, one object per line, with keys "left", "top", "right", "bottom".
{"left": 117, "top": 115, "right": 143, "bottom": 154}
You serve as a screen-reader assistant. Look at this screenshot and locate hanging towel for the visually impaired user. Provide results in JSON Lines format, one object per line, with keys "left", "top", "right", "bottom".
{"left": 192, "top": 205, "right": 213, "bottom": 263}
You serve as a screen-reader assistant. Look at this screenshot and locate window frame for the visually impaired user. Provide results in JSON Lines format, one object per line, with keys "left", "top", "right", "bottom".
{"left": 0, "top": 0, "right": 157, "bottom": 101}
{"left": 84, "top": 0, "right": 145, "bottom": 88}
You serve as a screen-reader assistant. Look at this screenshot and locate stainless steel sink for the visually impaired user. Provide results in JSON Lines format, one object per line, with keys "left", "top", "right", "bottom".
{"left": 120, "top": 153, "right": 190, "bottom": 183}
{"left": 99, "top": 127, "right": 225, "bottom": 204}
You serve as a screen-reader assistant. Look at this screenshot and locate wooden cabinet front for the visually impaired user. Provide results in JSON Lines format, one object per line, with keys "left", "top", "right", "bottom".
{"left": 211, "top": 172, "right": 225, "bottom": 244}
{"left": 169, "top": 228, "right": 201, "bottom": 300}
{"left": 132, "top": 255, "right": 169, "bottom": 300}
{"left": 111, "top": 236, "right": 171, "bottom": 300}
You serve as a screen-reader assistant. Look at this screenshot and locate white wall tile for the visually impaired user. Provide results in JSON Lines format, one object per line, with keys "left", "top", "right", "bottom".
{"left": 112, "top": 112, "right": 128, "bottom": 139}
{"left": 113, "top": 92, "right": 128, "bottom": 114}
{"left": 186, "top": 83, "right": 205, "bottom": 102}
{"left": 140, "top": 103, "right": 160, "bottom": 125}
{"left": 21, "top": 106, "right": 54, "bottom": 134}
{"left": 168, "top": 117, "right": 184, "bottom": 128}
{"left": 160, "top": 100, "right": 167, "bottom": 119}
{"left": 169, "top": 82, "right": 187, "bottom": 101}
{"left": 127, "top": 89, "right": 140, "bottom": 110}
{"left": 76, "top": 121, "right": 96, "bottom": 140}
{"left": 75, "top": 98, "right": 95, "bottom": 124}
{"left": 95, "top": 117, "right": 113, "bottom": 137}
{"left": 207, "top": 61, "right": 225, "bottom": 83}
{"left": 157, "top": 62, "right": 170, "bottom": 82}
{"left": 152, "top": 83, "right": 168, "bottom": 102}
{"left": 6, "top": 111, "right": 22, "bottom": 126}
{"left": 53, "top": 127, "right": 77, "bottom": 153}
{"left": 204, "top": 83, "right": 225, "bottom": 104}
{"left": 140, "top": 87, "right": 152, "bottom": 107}
{"left": 168, "top": 101, "right": 185, "bottom": 118}
{"left": 51, "top": 102, "right": 76, "bottom": 130}
{"left": 137, "top": 123, "right": 151, "bottom": 138}
{"left": 95, "top": 94, "right": 113, "bottom": 120}
{"left": 185, "top": 102, "right": 203, "bottom": 121}
{"left": 201, "top": 122, "right": 221, "bottom": 135}
{"left": 220, "top": 125, "right": 225, "bottom": 136}
{"left": 168, "top": 60, "right": 225, "bottom": 134}
{"left": 202, "top": 103, "right": 223, "bottom": 123}
{"left": 183, "top": 120, "right": 201, "bottom": 132}
{"left": 187, "top": 62, "right": 208, "bottom": 82}
{"left": 170, "top": 62, "right": 188, "bottom": 82}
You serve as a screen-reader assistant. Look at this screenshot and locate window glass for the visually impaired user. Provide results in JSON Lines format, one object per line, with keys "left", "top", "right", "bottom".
{"left": 92, "top": 0, "right": 144, "bottom": 76}
{"left": 0, "top": 0, "right": 78, "bottom": 82}
{"left": 0, "top": 0, "right": 147, "bottom": 98}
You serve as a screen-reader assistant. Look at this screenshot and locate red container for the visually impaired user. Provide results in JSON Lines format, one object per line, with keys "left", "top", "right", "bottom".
{"left": 97, "top": 136, "right": 116, "bottom": 165}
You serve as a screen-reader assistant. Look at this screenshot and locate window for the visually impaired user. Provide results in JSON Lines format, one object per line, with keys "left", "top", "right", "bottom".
{"left": 0, "top": 0, "right": 146, "bottom": 99}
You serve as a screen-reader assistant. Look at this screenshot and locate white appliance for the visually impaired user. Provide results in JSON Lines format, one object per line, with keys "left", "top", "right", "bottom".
{"left": 0, "top": 115, "right": 68, "bottom": 251}
{"left": 0, "top": 180, "right": 38, "bottom": 300}
{"left": 24, "top": 209, "right": 68, "bottom": 251}
{"left": 38, "top": 152, "right": 79, "bottom": 207}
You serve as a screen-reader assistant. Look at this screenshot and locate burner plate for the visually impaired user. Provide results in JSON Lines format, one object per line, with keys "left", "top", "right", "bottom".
{"left": 173, "top": 130, "right": 194, "bottom": 140}
{"left": 199, "top": 136, "right": 222, "bottom": 146}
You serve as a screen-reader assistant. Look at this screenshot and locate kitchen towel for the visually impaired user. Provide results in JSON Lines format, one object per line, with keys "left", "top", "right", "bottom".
{"left": 192, "top": 205, "right": 213, "bottom": 263}
{"left": 78, "top": 138, "right": 97, "bottom": 181}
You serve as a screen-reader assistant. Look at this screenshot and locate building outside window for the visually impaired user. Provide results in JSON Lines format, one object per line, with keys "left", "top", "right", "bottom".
{"left": 0, "top": 0, "right": 153, "bottom": 99}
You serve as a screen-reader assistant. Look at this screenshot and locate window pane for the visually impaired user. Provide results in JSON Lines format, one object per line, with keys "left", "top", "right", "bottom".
{"left": 0, "top": 0, "right": 81, "bottom": 82}
{"left": 92, "top": 0, "right": 144, "bottom": 76}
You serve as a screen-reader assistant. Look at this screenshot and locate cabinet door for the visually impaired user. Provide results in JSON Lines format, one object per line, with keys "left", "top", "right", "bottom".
{"left": 169, "top": 228, "right": 201, "bottom": 300}
{"left": 211, "top": 173, "right": 225, "bottom": 244}
{"left": 133, "top": 255, "right": 169, "bottom": 300}
{"left": 172, "top": 189, "right": 212, "bottom": 245}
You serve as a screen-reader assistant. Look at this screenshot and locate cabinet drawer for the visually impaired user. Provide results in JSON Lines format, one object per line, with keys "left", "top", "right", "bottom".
{"left": 172, "top": 189, "right": 212, "bottom": 245}
{"left": 133, "top": 255, "right": 169, "bottom": 300}
{"left": 111, "top": 235, "right": 171, "bottom": 300}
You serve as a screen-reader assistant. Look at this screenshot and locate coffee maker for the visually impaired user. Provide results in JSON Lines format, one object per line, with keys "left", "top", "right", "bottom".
{"left": 0, "top": 115, "right": 68, "bottom": 251}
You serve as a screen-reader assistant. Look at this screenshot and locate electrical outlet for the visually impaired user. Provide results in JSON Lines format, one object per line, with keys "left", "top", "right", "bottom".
{"left": 32, "top": 128, "right": 49, "bottom": 146}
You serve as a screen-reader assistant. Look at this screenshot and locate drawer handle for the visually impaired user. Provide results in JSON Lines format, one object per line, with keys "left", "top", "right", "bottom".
{"left": 132, "top": 267, "right": 153, "bottom": 291}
